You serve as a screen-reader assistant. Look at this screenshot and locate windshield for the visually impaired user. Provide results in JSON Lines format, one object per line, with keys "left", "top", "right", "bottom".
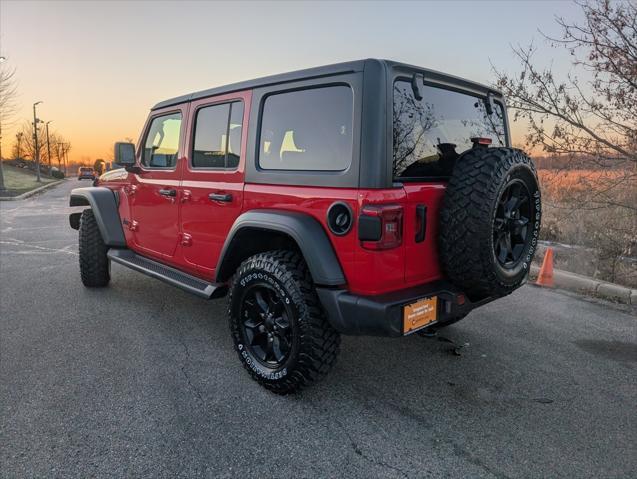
{"left": 393, "top": 80, "right": 507, "bottom": 179}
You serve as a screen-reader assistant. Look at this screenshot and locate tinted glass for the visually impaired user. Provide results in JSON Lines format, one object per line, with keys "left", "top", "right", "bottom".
{"left": 193, "top": 103, "right": 230, "bottom": 168}
{"left": 142, "top": 113, "right": 182, "bottom": 168}
{"left": 259, "top": 86, "right": 353, "bottom": 171}
{"left": 393, "top": 81, "right": 506, "bottom": 178}
{"left": 227, "top": 103, "right": 244, "bottom": 168}
{"left": 192, "top": 101, "right": 243, "bottom": 169}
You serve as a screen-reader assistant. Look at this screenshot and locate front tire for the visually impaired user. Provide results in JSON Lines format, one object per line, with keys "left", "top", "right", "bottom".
{"left": 78, "top": 209, "right": 110, "bottom": 287}
{"left": 228, "top": 250, "right": 340, "bottom": 395}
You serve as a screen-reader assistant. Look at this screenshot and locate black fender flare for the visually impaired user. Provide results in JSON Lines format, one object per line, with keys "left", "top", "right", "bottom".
{"left": 69, "top": 187, "right": 126, "bottom": 247}
{"left": 215, "top": 210, "right": 346, "bottom": 286}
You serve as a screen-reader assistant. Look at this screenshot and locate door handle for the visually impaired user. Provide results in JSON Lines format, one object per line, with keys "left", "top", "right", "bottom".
{"left": 158, "top": 188, "right": 177, "bottom": 197}
{"left": 415, "top": 204, "right": 427, "bottom": 243}
{"left": 208, "top": 192, "right": 232, "bottom": 202}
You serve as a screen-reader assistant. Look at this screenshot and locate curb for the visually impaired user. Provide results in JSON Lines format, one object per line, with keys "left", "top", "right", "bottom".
{"left": 0, "top": 179, "right": 66, "bottom": 201}
{"left": 529, "top": 265, "right": 637, "bottom": 306}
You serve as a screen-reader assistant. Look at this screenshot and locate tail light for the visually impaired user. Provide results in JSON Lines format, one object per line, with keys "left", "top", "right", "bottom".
{"left": 358, "top": 204, "right": 403, "bottom": 250}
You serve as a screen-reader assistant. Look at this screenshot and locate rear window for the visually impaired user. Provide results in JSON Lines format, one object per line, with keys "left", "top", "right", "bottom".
{"left": 79, "top": 167, "right": 92, "bottom": 172}
{"left": 393, "top": 80, "right": 506, "bottom": 179}
{"left": 258, "top": 85, "right": 353, "bottom": 171}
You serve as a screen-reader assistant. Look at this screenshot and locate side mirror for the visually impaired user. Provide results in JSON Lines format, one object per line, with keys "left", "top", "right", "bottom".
{"left": 114, "top": 142, "right": 135, "bottom": 166}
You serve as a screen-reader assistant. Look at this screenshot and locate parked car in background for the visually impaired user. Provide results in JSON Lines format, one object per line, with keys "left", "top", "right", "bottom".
{"left": 50, "top": 166, "right": 65, "bottom": 179}
{"left": 77, "top": 167, "right": 96, "bottom": 181}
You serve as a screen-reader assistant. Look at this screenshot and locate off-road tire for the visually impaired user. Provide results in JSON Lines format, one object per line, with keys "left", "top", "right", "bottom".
{"left": 78, "top": 209, "right": 110, "bottom": 287}
{"left": 439, "top": 147, "right": 541, "bottom": 299}
{"left": 228, "top": 250, "right": 340, "bottom": 395}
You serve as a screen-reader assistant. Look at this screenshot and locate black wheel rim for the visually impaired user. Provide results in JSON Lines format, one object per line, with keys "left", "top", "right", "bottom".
{"left": 239, "top": 284, "right": 293, "bottom": 368}
{"left": 493, "top": 179, "right": 532, "bottom": 268}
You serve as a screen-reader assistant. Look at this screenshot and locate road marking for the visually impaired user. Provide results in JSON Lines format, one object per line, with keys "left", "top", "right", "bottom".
{"left": 2, "top": 226, "right": 65, "bottom": 232}
{"left": 0, "top": 240, "right": 78, "bottom": 256}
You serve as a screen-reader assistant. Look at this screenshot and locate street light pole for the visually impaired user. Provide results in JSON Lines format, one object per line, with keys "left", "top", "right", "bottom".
{"left": 45, "top": 121, "right": 53, "bottom": 174}
{"left": 63, "top": 143, "right": 69, "bottom": 175}
{"left": 16, "top": 132, "right": 23, "bottom": 159}
{"left": 56, "top": 142, "right": 62, "bottom": 170}
{"left": 32, "top": 101, "right": 43, "bottom": 182}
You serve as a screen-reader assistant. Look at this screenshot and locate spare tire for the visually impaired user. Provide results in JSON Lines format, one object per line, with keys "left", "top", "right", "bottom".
{"left": 439, "top": 147, "right": 541, "bottom": 299}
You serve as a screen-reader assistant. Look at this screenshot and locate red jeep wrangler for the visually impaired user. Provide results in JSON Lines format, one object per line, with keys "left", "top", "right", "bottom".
{"left": 69, "top": 60, "right": 541, "bottom": 394}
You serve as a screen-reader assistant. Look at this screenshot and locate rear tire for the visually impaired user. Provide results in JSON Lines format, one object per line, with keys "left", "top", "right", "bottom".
{"left": 78, "top": 209, "right": 110, "bottom": 287}
{"left": 228, "top": 250, "right": 340, "bottom": 395}
{"left": 439, "top": 147, "right": 541, "bottom": 299}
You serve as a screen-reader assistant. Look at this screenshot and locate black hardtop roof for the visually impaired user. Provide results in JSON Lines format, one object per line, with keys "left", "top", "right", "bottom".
{"left": 151, "top": 58, "right": 500, "bottom": 111}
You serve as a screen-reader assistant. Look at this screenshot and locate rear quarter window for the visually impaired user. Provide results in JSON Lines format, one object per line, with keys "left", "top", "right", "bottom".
{"left": 393, "top": 80, "right": 507, "bottom": 179}
{"left": 258, "top": 85, "right": 353, "bottom": 171}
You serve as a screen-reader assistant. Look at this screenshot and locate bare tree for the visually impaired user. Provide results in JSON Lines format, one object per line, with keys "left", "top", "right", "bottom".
{"left": 493, "top": 0, "right": 636, "bottom": 283}
{"left": 43, "top": 130, "right": 63, "bottom": 167}
{"left": 58, "top": 138, "right": 72, "bottom": 174}
{"left": 494, "top": 0, "right": 636, "bottom": 207}
{"left": 0, "top": 60, "right": 19, "bottom": 190}
{"left": 14, "top": 121, "right": 71, "bottom": 175}
{"left": 15, "top": 121, "right": 46, "bottom": 165}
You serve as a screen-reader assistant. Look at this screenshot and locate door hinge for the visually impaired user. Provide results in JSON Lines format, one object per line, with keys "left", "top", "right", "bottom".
{"left": 180, "top": 233, "right": 192, "bottom": 246}
{"left": 123, "top": 219, "right": 139, "bottom": 231}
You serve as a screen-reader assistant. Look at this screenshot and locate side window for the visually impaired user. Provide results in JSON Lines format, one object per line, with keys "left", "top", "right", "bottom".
{"left": 258, "top": 86, "right": 353, "bottom": 171}
{"left": 141, "top": 112, "right": 182, "bottom": 168}
{"left": 192, "top": 101, "right": 244, "bottom": 169}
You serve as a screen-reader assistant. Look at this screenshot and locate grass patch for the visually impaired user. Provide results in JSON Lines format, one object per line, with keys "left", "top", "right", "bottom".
{"left": 1, "top": 165, "right": 56, "bottom": 197}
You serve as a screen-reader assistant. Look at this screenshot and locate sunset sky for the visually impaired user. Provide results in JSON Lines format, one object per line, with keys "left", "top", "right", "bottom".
{"left": 1, "top": 0, "right": 583, "bottom": 165}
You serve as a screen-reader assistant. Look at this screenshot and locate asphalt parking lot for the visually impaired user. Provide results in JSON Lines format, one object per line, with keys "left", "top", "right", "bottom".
{"left": 1, "top": 180, "right": 635, "bottom": 478}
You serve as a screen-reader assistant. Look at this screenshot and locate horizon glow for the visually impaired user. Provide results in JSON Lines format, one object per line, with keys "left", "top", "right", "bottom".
{"left": 1, "top": 0, "right": 583, "bottom": 164}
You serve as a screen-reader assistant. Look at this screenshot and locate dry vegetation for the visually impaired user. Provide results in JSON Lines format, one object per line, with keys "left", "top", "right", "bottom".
{"left": 537, "top": 167, "right": 636, "bottom": 287}
{"left": 493, "top": 0, "right": 636, "bottom": 289}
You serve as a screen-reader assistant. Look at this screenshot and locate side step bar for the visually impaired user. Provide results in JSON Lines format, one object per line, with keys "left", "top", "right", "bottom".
{"left": 107, "top": 249, "right": 226, "bottom": 299}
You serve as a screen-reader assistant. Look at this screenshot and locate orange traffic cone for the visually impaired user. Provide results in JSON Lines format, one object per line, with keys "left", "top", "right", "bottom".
{"left": 536, "top": 247, "right": 555, "bottom": 287}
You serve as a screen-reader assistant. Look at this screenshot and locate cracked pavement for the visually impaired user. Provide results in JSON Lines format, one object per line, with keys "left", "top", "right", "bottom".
{"left": 1, "top": 180, "right": 636, "bottom": 478}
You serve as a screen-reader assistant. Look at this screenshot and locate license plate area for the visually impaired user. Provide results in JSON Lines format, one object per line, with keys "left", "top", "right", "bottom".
{"left": 403, "top": 296, "right": 437, "bottom": 334}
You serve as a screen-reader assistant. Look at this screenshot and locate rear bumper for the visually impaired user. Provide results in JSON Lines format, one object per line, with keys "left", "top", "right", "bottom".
{"left": 316, "top": 281, "right": 496, "bottom": 337}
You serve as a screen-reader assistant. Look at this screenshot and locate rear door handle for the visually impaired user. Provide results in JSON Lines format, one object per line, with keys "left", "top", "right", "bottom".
{"left": 208, "top": 192, "right": 232, "bottom": 202}
{"left": 158, "top": 188, "right": 176, "bottom": 197}
{"left": 415, "top": 204, "right": 427, "bottom": 243}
